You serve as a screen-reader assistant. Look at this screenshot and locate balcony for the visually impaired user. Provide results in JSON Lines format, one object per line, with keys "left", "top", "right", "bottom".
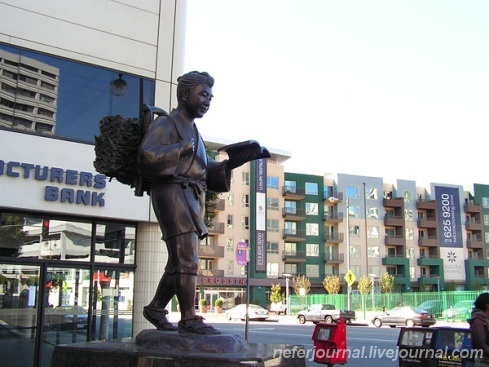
{"left": 282, "top": 250, "right": 306, "bottom": 262}
{"left": 282, "top": 229, "right": 306, "bottom": 242}
{"left": 418, "top": 236, "right": 439, "bottom": 247}
{"left": 324, "top": 233, "right": 344, "bottom": 243}
{"left": 324, "top": 253, "right": 344, "bottom": 263}
{"left": 208, "top": 221, "right": 225, "bottom": 234}
{"left": 466, "top": 218, "right": 483, "bottom": 231}
{"left": 324, "top": 192, "right": 343, "bottom": 202}
{"left": 416, "top": 199, "right": 436, "bottom": 210}
{"left": 417, "top": 218, "right": 437, "bottom": 228}
{"left": 323, "top": 212, "right": 343, "bottom": 223}
{"left": 383, "top": 197, "right": 404, "bottom": 208}
{"left": 214, "top": 199, "right": 225, "bottom": 211}
{"left": 382, "top": 254, "right": 408, "bottom": 266}
{"left": 198, "top": 269, "right": 224, "bottom": 277}
{"left": 198, "top": 245, "right": 225, "bottom": 258}
{"left": 417, "top": 256, "right": 442, "bottom": 267}
{"left": 418, "top": 275, "right": 443, "bottom": 285}
{"left": 465, "top": 203, "right": 482, "bottom": 214}
{"left": 384, "top": 215, "right": 404, "bottom": 227}
{"left": 384, "top": 234, "right": 406, "bottom": 246}
{"left": 467, "top": 237, "right": 484, "bottom": 249}
{"left": 282, "top": 208, "right": 306, "bottom": 221}
{"left": 282, "top": 187, "right": 305, "bottom": 200}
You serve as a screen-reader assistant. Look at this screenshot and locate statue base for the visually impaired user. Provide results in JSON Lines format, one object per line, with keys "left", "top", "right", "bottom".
{"left": 51, "top": 330, "right": 306, "bottom": 367}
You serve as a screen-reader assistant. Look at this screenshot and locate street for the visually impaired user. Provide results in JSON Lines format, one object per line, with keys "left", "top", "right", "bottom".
{"left": 197, "top": 316, "right": 402, "bottom": 367}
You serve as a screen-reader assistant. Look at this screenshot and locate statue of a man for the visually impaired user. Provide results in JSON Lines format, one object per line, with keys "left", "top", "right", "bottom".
{"left": 138, "top": 71, "right": 257, "bottom": 334}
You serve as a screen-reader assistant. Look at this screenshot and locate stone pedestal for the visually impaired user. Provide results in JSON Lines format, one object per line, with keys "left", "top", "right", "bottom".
{"left": 51, "top": 330, "right": 306, "bottom": 367}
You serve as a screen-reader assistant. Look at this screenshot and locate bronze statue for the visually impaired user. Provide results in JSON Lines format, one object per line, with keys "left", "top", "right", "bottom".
{"left": 137, "top": 71, "right": 269, "bottom": 334}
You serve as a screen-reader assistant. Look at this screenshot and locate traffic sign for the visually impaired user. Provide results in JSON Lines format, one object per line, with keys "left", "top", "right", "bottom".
{"left": 344, "top": 270, "right": 356, "bottom": 287}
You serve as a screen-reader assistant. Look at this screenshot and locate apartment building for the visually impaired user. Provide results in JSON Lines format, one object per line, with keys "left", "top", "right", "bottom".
{"left": 202, "top": 169, "right": 489, "bottom": 307}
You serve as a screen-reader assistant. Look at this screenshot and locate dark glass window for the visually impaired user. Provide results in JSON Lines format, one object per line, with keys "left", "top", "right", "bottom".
{"left": 0, "top": 43, "right": 155, "bottom": 144}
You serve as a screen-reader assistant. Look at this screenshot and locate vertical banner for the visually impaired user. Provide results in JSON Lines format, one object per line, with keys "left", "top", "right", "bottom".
{"left": 435, "top": 185, "right": 465, "bottom": 281}
{"left": 255, "top": 158, "right": 267, "bottom": 272}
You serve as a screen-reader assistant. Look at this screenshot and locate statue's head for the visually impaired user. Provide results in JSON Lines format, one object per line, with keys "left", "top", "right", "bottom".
{"left": 177, "top": 71, "right": 214, "bottom": 104}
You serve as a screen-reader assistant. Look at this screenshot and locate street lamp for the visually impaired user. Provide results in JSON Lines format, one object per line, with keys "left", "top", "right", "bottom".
{"left": 328, "top": 196, "right": 351, "bottom": 310}
{"left": 282, "top": 273, "right": 292, "bottom": 316}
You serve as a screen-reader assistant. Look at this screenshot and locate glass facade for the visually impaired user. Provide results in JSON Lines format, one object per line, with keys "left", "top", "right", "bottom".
{"left": 0, "top": 43, "right": 148, "bottom": 367}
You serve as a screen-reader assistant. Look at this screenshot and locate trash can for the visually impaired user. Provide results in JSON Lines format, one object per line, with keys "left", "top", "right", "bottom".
{"left": 311, "top": 317, "right": 347, "bottom": 366}
{"left": 397, "top": 327, "right": 474, "bottom": 367}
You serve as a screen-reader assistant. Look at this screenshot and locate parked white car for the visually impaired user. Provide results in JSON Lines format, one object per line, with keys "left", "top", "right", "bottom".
{"left": 225, "top": 304, "right": 269, "bottom": 321}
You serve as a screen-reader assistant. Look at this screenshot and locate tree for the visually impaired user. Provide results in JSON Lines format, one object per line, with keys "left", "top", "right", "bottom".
{"left": 269, "top": 283, "right": 284, "bottom": 304}
{"left": 292, "top": 275, "right": 311, "bottom": 296}
{"left": 357, "top": 275, "right": 372, "bottom": 295}
{"left": 322, "top": 275, "right": 341, "bottom": 295}
{"left": 378, "top": 273, "right": 395, "bottom": 293}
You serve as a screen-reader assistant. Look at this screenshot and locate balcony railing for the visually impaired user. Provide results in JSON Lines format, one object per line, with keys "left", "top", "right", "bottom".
{"left": 282, "top": 187, "right": 305, "bottom": 200}
{"left": 282, "top": 250, "right": 306, "bottom": 262}
{"left": 324, "top": 233, "right": 344, "bottom": 243}
{"left": 323, "top": 212, "right": 343, "bottom": 222}
{"left": 198, "top": 269, "right": 225, "bottom": 277}
{"left": 282, "top": 229, "right": 306, "bottom": 241}
{"left": 282, "top": 208, "right": 306, "bottom": 220}
{"left": 324, "top": 253, "right": 344, "bottom": 263}
{"left": 198, "top": 245, "right": 225, "bottom": 258}
{"left": 208, "top": 221, "right": 225, "bottom": 234}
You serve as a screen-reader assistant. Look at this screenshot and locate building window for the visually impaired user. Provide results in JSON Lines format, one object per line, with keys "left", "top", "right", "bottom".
{"left": 368, "top": 246, "right": 380, "bottom": 258}
{"left": 367, "top": 226, "right": 379, "bottom": 239}
{"left": 347, "top": 185, "right": 359, "bottom": 199}
{"left": 242, "top": 171, "right": 250, "bottom": 185}
{"left": 483, "top": 197, "right": 489, "bottom": 208}
{"left": 350, "top": 245, "right": 361, "bottom": 259}
{"left": 306, "top": 202, "right": 318, "bottom": 215}
{"left": 306, "top": 243, "right": 319, "bottom": 257}
{"left": 405, "top": 228, "right": 414, "bottom": 240}
{"left": 227, "top": 238, "right": 234, "bottom": 252}
{"left": 366, "top": 187, "right": 377, "bottom": 200}
{"left": 267, "top": 219, "right": 279, "bottom": 232}
{"left": 227, "top": 192, "right": 234, "bottom": 206}
{"left": 227, "top": 215, "right": 233, "bottom": 228}
{"left": 284, "top": 200, "right": 297, "bottom": 215}
{"left": 405, "top": 209, "right": 413, "bottom": 221}
{"left": 306, "top": 223, "right": 319, "bottom": 236}
{"left": 367, "top": 207, "right": 379, "bottom": 219}
{"left": 284, "top": 263, "right": 297, "bottom": 274}
{"left": 306, "top": 264, "right": 319, "bottom": 278}
{"left": 0, "top": 44, "right": 155, "bottom": 143}
{"left": 407, "top": 247, "right": 415, "bottom": 259}
{"left": 267, "top": 176, "right": 279, "bottom": 190}
{"left": 242, "top": 216, "right": 249, "bottom": 230}
{"left": 350, "top": 225, "right": 360, "bottom": 236}
{"left": 284, "top": 222, "right": 296, "bottom": 236}
{"left": 284, "top": 180, "right": 297, "bottom": 194}
{"left": 267, "top": 262, "right": 279, "bottom": 277}
{"left": 267, "top": 197, "right": 279, "bottom": 211}
{"left": 404, "top": 191, "right": 412, "bottom": 203}
{"left": 305, "top": 182, "right": 318, "bottom": 195}
{"left": 242, "top": 194, "right": 249, "bottom": 207}
{"left": 226, "top": 261, "right": 234, "bottom": 276}
{"left": 284, "top": 242, "right": 297, "bottom": 256}
{"left": 266, "top": 241, "right": 279, "bottom": 254}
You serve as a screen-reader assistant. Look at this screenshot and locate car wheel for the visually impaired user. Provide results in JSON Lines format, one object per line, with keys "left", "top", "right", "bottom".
{"left": 406, "top": 319, "right": 415, "bottom": 328}
{"left": 324, "top": 316, "right": 333, "bottom": 324}
{"left": 298, "top": 315, "right": 306, "bottom": 324}
{"left": 389, "top": 325, "right": 396, "bottom": 328}
{"left": 227, "top": 314, "right": 232, "bottom": 321}
{"left": 373, "top": 318, "right": 382, "bottom": 328}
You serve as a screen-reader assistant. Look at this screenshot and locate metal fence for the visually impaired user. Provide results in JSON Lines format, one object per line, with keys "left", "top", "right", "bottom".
{"left": 289, "top": 290, "right": 481, "bottom": 320}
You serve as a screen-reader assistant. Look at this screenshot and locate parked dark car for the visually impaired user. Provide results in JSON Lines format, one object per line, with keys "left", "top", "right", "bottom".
{"left": 371, "top": 306, "right": 436, "bottom": 328}
{"left": 417, "top": 300, "right": 444, "bottom": 318}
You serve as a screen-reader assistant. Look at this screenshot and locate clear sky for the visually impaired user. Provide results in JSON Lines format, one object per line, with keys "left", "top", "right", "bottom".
{"left": 183, "top": 0, "right": 489, "bottom": 192}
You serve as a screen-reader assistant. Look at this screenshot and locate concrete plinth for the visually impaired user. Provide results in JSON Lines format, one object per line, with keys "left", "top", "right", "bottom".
{"left": 51, "top": 330, "right": 306, "bottom": 367}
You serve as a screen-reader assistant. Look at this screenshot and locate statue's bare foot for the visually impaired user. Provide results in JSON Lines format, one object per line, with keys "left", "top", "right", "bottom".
{"left": 178, "top": 316, "right": 221, "bottom": 335}
{"left": 143, "top": 306, "right": 177, "bottom": 331}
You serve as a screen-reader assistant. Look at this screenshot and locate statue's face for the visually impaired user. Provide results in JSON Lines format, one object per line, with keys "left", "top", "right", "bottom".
{"left": 184, "top": 84, "right": 213, "bottom": 119}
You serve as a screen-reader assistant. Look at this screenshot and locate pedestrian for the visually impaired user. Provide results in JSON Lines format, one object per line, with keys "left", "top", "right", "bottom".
{"left": 138, "top": 71, "right": 267, "bottom": 335}
{"left": 468, "top": 293, "right": 489, "bottom": 366}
